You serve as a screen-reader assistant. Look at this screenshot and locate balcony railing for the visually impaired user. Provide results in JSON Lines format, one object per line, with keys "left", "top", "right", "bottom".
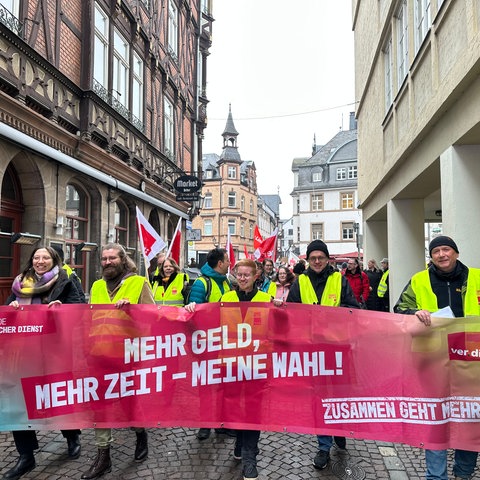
{"left": 93, "top": 79, "right": 144, "bottom": 133}
{"left": 0, "top": 4, "right": 23, "bottom": 36}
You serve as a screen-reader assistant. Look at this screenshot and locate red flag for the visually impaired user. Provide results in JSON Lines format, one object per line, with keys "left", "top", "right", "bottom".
{"left": 243, "top": 244, "right": 249, "bottom": 259}
{"left": 254, "top": 228, "right": 278, "bottom": 262}
{"left": 226, "top": 229, "right": 236, "bottom": 269}
{"left": 166, "top": 218, "right": 182, "bottom": 264}
{"left": 254, "top": 225, "right": 263, "bottom": 249}
{"left": 136, "top": 206, "right": 167, "bottom": 263}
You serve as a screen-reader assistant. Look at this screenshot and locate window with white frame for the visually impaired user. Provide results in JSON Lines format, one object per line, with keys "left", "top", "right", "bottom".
{"left": 94, "top": 4, "right": 109, "bottom": 88}
{"left": 228, "top": 192, "right": 236, "bottom": 208}
{"left": 93, "top": 3, "right": 144, "bottom": 129}
{"left": 336, "top": 168, "right": 347, "bottom": 180}
{"left": 241, "top": 222, "right": 245, "bottom": 238}
{"left": 384, "top": 36, "right": 393, "bottom": 111}
{"left": 396, "top": 0, "right": 408, "bottom": 89}
{"left": 348, "top": 166, "right": 357, "bottom": 179}
{"left": 249, "top": 223, "right": 253, "bottom": 240}
{"left": 113, "top": 29, "right": 129, "bottom": 107}
{"left": 164, "top": 97, "right": 174, "bottom": 158}
{"left": 312, "top": 171, "right": 322, "bottom": 182}
{"left": 250, "top": 199, "right": 254, "bottom": 214}
{"left": 204, "top": 170, "right": 212, "bottom": 179}
{"left": 204, "top": 193, "right": 212, "bottom": 208}
{"left": 132, "top": 52, "right": 144, "bottom": 121}
{"left": 228, "top": 166, "right": 237, "bottom": 179}
{"left": 341, "top": 192, "right": 354, "bottom": 209}
{"left": 168, "top": 0, "right": 178, "bottom": 58}
{"left": 203, "top": 219, "right": 212, "bottom": 236}
{"left": 414, "top": 0, "right": 431, "bottom": 53}
{"left": 311, "top": 223, "right": 323, "bottom": 241}
{"left": 228, "top": 219, "right": 236, "bottom": 234}
{"left": 240, "top": 195, "right": 245, "bottom": 212}
{"left": 342, "top": 222, "right": 354, "bottom": 240}
{"left": 311, "top": 193, "right": 323, "bottom": 211}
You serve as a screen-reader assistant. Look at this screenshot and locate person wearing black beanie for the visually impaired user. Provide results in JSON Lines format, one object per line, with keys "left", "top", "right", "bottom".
{"left": 394, "top": 236, "right": 480, "bottom": 480}
{"left": 286, "top": 239, "right": 359, "bottom": 470}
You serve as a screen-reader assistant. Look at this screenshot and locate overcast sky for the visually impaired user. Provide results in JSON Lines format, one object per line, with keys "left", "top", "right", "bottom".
{"left": 202, "top": 0, "right": 356, "bottom": 219}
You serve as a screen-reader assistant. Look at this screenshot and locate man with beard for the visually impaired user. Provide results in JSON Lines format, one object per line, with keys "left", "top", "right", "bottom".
{"left": 394, "top": 236, "right": 480, "bottom": 480}
{"left": 81, "top": 243, "right": 155, "bottom": 480}
{"left": 286, "top": 240, "right": 359, "bottom": 470}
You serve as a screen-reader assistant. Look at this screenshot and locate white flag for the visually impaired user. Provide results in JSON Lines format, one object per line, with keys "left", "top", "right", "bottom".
{"left": 136, "top": 206, "right": 167, "bottom": 263}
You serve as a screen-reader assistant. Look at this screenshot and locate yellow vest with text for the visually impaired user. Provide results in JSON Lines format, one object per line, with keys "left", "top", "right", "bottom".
{"left": 298, "top": 271, "right": 342, "bottom": 306}
{"left": 221, "top": 290, "right": 272, "bottom": 303}
{"left": 152, "top": 273, "right": 188, "bottom": 306}
{"left": 411, "top": 268, "right": 480, "bottom": 315}
{"left": 89, "top": 275, "right": 146, "bottom": 357}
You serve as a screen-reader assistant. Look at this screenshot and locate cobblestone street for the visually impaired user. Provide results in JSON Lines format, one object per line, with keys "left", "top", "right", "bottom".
{"left": 2, "top": 427, "right": 473, "bottom": 479}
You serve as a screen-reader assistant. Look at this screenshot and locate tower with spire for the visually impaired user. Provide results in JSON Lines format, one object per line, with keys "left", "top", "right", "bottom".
{"left": 191, "top": 105, "right": 260, "bottom": 265}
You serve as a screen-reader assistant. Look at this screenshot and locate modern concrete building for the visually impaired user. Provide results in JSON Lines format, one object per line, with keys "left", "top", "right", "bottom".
{"left": 353, "top": 0, "right": 480, "bottom": 308}
{"left": 0, "top": 1, "right": 213, "bottom": 301}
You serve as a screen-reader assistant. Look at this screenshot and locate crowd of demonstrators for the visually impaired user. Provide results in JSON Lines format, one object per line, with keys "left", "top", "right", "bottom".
{"left": 286, "top": 240, "right": 360, "bottom": 470}
{"left": 151, "top": 256, "right": 189, "bottom": 306}
{"left": 343, "top": 258, "right": 370, "bottom": 308}
{"left": 81, "top": 243, "right": 155, "bottom": 480}
{"left": 184, "top": 248, "right": 235, "bottom": 441}
{"left": 3, "top": 246, "right": 85, "bottom": 480}
{"left": 6, "top": 235, "right": 479, "bottom": 480}
{"left": 378, "top": 257, "right": 390, "bottom": 311}
{"left": 363, "top": 259, "right": 383, "bottom": 311}
{"left": 394, "top": 236, "right": 480, "bottom": 480}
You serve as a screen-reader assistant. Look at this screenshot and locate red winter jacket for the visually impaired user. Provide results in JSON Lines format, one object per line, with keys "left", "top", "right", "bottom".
{"left": 343, "top": 269, "right": 370, "bottom": 304}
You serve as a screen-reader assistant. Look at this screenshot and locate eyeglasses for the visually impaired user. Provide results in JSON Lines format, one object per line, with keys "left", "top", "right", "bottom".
{"left": 309, "top": 256, "right": 328, "bottom": 263}
{"left": 236, "top": 273, "right": 252, "bottom": 279}
{"left": 101, "top": 256, "right": 120, "bottom": 263}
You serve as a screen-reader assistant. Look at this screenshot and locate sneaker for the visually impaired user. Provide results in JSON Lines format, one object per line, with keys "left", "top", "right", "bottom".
{"left": 334, "top": 436, "right": 347, "bottom": 450}
{"left": 243, "top": 463, "right": 258, "bottom": 480}
{"left": 313, "top": 450, "right": 330, "bottom": 469}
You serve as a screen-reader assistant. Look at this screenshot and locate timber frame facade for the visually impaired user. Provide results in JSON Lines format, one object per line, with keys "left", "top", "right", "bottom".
{"left": 0, "top": 0, "right": 213, "bottom": 301}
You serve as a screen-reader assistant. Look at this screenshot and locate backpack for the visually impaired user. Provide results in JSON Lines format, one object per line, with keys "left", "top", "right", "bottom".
{"left": 185, "top": 275, "right": 212, "bottom": 303}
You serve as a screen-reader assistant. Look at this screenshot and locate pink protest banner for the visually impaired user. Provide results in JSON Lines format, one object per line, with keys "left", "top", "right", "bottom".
{"left": 1, "top": 303, "right": 480, "bottom": 451}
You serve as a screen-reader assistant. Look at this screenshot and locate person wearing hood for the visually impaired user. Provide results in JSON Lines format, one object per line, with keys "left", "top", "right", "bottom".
{"left": 184, "top": 247, "right": 234, "bottom": 441}
{"left": 394, "top": 236, "right": 480, "bottom": 480}
{"left": 286, "top": 239, "right": 359, "bottom": 470}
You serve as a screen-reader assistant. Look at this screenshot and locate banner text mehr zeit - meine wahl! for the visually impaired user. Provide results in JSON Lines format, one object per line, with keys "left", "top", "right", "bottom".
{"left": 2, "top": 302, "right": 480, "bottom": 451}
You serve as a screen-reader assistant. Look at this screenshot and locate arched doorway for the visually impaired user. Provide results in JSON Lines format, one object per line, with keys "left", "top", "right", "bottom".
{"left": 0, "top": 164, "right": 23, "bottom": 304}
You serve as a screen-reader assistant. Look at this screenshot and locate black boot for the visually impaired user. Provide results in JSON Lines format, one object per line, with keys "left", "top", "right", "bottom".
{"left": 134, "top": 430, "right": 148, "bottom": 462}
{"left": 66, "top": 433, "right": 81, "bottom": 459}
{"left": 80, "top": 448, "right": 111, "bottom": 479}
{"left": 3, "top": 453, "right": 36, "bottom": 480}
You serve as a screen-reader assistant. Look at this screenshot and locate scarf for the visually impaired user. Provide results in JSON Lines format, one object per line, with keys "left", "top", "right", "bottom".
{"left": 11, "top": 266, "right": 60, "bottom": 305}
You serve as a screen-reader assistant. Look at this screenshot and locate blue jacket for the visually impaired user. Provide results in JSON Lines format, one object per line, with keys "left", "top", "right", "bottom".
{"left": 187, "top": 263, "right": 231, "bottom": 304}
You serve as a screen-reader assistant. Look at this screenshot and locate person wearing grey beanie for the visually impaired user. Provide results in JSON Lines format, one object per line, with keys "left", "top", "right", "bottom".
{"left": 286, "top": 239, "right": 359, "bottom": 469}
{"left": 394, "top": 236, "right": 480, "bottom": 480}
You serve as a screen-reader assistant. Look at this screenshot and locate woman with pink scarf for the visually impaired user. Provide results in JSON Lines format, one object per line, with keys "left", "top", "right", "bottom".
{"left": 3, "top": 246, "right": 84, "bottom": 480}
